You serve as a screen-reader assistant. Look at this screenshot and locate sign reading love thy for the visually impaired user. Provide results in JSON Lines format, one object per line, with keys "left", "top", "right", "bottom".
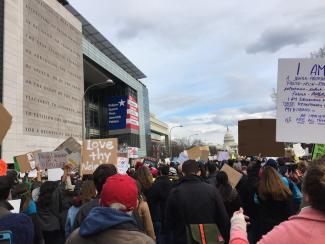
{"left": 81, "top": 138, "right": 118, "bottom": 175}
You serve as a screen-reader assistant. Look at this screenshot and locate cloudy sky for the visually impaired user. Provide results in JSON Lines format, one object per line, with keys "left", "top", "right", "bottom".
{"left": 69, "top": 0, "right": 325, "bottom": 144}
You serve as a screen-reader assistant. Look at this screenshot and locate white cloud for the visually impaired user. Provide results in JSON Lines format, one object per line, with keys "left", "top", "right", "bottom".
{"left": 68, "top": 0, "right": 325, "bottom": 144}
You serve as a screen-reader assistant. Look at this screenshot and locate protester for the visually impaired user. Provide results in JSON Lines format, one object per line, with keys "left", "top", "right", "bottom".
{"left": 206, "top": 161, "right": 218, "bottom": 185}
{"left": 133, "top": 191, "right": 156, "bottom": 240}
{"left": 216, "top": 171, "right": 241, "bottom": 217}
{"left": 165, "top": 160, "right": 230, "bottom": 244}
{"left": 73, "top": 164, "right": 117, "bottom": 229}
{"left": 236, "top": 160, "right": 261, "bottom": 244}
{"left": 66, "top": 174, "right": 155, "bottom": 244}
{"left": 150, "top": 165, "right": 173, "bottom": 243}
{"left": 136, "top": 166, "right": 154, "bottom": 218}
{"left": 230, "top": 158, "right": 325, "bottom": 244}
{"left": 254, "top": 166, "right": 295, "bottom": 239}
{"left": 65, "top": 180, "right": 96, "bottom": 238}
{"left": 0, "top": 175, "right": 34, "bottom": 244}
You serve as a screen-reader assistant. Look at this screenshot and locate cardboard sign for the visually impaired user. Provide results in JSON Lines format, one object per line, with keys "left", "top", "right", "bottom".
{"left": 220, "top": 164, "right": 243, "bottom": 188}
{"left": 187, "top": 146, "right": 210, "bottom": 161}
{"left": 36, "top": 150, "right": 68, "bottom": 169}
{"left": 276, "top": 59, "right": 325, "bottom": 143}
{"left": 217, "top": 151, "right": 229, "bottom": 161}
{"left": 117, "top": 157, "right": 130, "bottom": 174}
{"left": 312, "top": 144, "right": 325, "bottom": 160}
{"left": 55, "top": 137, "right": 81, "bottom": 154}
{"left": 81, "top": 138, "right": 118, "bottom": 175}
{"left": 0, "top": 103, "right": 12, "bottom": 145}
{"left": 14, "top": 154, "right": 32, "bottom": 173}
{"left": 47, "top": 168, "right": 64, "bottom": 181}
{"left": 238, "top": 119, "right": 285, "bottom": 157}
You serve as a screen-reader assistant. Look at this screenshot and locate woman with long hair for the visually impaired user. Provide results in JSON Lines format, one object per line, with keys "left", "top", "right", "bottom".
{"left": 230, "top": 158, "right": 325, "bottom": 244}
{"left": 255, "top": 166, "right": 294, "bottom": 238}
{"left": 65, "top": 180, "right": 96, "bottom": 239}
{"left": 216, "top": 171, "right": 241, "bottom": 217}
{"left": 135, "top": 166, "right": 156, "bottom": 240}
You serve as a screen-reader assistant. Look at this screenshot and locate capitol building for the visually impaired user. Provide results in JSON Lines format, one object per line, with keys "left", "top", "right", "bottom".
{"left": 217, "top": 126, "right": 238, "bottom": 153}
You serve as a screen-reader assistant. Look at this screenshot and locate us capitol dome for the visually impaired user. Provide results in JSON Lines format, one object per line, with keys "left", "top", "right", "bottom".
{"left": 223, "top": 126, "right": 237, "bottom": 153}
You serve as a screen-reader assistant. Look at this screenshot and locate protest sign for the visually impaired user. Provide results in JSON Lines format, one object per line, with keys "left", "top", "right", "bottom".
{"left": 128, "top": 147, "right": 139, "bottom": 158}
{"left": 47, "top": 168, "right": 64, "bottom": 181}
{"left": 8, "top": 199, "right": 21, "bottom": 213}
{"left": 66, "top": 152, "right": 81, "bottom": 169}
{"left": 143, "top": 157, "right": 158, "bottom": 167}
{"left": 14, "top": 154, "right": 32, "bottom": 173}
{"left": 178, "top": 151, "right": 189, "bottom": 164}
{"left": 81, "top": 138, "right": 118, "bottom": 175}
{"left": 221, "top": 164, "right": 243, "bottom": 188}
{"left": 187, "top": 146, "right": 210, "bottom": 161}
{"left": 312, "top": 144, "right": 325, "bottom": 160}
{"left": 293, "top": 143, "right": 306, "bottom": 157}
{"left": 238, "top": 119, "right": 285, "bottom": 157}
{"left": 217, "top": 151, "right": 229, "bottom": 161}
{"left": 36, "top": 150, "right": 68, "bottom": 169}
{"left": 55, "top": 137, "right": 81, "bottom": 154}
{"left": 276, "top": 58, "right": 325, "bottom": 143}
{"left": 117, "top": 157, "right": 130, "bottom": 174}
{"left": 0, "top": 103, "right": 12, "bottom": 145}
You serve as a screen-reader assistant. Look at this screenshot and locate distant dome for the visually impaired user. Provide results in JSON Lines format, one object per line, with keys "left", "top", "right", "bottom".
{"left": 224, "top": 126, "right": 235, "bottom": 146}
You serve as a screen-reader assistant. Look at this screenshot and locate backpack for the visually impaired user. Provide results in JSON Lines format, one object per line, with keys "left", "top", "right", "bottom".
{"left": 186, "top": 224, "right": 224, "bottom": 244}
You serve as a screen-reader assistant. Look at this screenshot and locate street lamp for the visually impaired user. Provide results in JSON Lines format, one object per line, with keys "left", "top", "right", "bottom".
{"left": 82, "top": 79, "right": 115, "bottom": 142}
{"left": 169, "top": 125, "right": 183, "bottom": 158}
{"left": 188, "top": 133, "right": 199, "bottom": 146}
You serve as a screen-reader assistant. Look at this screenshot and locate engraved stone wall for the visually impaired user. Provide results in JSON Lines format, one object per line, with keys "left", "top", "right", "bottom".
{"left": 23, "top": 0, "right": 83, "bottom": 139}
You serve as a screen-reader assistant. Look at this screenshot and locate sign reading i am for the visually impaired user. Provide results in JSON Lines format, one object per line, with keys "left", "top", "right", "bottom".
{"left": 277, "top": 58, "right": 325, "bottom": 143}
{"left": 81, "top": 138, "right": 118, "bottom": 175}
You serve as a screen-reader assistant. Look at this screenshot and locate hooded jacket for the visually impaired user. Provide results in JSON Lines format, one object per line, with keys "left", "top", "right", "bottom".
{"left": 0, "top": 200, "right": 34, "bottom": 244}
{"left": 66, "top": 207, "right": 155, "bottom": 244}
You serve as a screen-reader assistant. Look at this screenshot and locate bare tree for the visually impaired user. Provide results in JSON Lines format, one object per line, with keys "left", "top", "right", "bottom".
{"left": 311, "top": 46, "right": 325, "bottom": 58}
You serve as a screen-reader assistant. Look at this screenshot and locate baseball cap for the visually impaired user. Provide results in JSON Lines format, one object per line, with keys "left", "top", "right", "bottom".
{"left": 100, "top": 174, "right": 138, "bottom": 211}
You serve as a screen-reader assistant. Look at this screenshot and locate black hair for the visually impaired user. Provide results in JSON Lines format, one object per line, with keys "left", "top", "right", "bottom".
{"left": 93, "top": 164, "right": 117, "bottom": 193}
{"left": 0, "top": 176, "right": 11, "bottom": 200}
{"left": 216, "top": 171, "right": 232, "bottom": 200}
{"left": 207, "top": 162, "right": 217, "bottom": 174}
{"left": 37, "top": 181, "right": 57, "bottom": 210}
{"left": 216, "top": 171, "right": 229, "bottom": 187}
{"left": 158, "top": 165, "right": 170, "bottom": 176}
{"left": 182, "top": 160, "right": 199, "bottom": 176}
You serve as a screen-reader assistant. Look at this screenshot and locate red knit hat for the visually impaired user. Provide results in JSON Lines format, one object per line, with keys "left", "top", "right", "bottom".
{"left": 100, "top": 174, "right": 138, "bottom": 211}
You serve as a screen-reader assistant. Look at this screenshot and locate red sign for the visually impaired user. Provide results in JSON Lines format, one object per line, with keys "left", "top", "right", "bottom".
{"left": 126, "top": 96, "right": 139, "bottom": 130}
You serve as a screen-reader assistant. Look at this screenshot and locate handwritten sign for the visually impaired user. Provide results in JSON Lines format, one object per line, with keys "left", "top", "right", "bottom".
{"left": 117, "top": 157, "right": 130, "bottom": 174}
{"left": 0, "top": 103, "right": 12, "bottom": 145}
{"left": 312, "top": 144, "right": 325, "bottom": 160}
{"left": 14, "top": 154, "right": 32, "bottom": 173}
{"left": 277, "top": 58, "right": 325, "bottom": 143}
{"left": 187, "top": 146, "right": 210, "bottom": 161}
{"left": 36, "top": 151, "right": 68, "bottom": 169}
{"left": 81, "top": 138, "right": 118, "bottom": 175}
{"left": 221, "top": 164, "right": 243, "bottom": 188}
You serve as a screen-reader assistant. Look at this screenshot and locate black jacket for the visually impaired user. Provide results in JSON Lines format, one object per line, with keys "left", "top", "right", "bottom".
{"left": 73, "top": 198, "right": 99, "bottom": 230}
{"left": 150, "top": 176, "right": 173, "bottom": 224}
{"left": 165, "top": 175, "right": 230, "bottom": 244}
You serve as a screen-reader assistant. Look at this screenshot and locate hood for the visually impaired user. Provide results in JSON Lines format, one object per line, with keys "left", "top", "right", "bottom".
{"left": 79, "top": 207, "right": 136, "bottom": 237}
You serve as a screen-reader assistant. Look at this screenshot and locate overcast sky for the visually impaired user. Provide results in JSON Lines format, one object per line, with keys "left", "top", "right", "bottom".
{"left": 69, "top": 0, "right": 325, "bottom": 144}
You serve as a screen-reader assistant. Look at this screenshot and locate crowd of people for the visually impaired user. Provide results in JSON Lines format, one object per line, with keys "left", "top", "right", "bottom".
{"left": 0, "top": 155, "right": 324, "bottom": 244}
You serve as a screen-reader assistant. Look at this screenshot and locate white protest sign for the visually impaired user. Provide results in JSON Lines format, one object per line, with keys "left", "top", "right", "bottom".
{"left": 293, "top": 143, "right": 306, "bottom": 157}
{"left": 117, "top": 157, "right": 130, "bottom": 174}
{"left": 36, "top": 150, "right": 68, "bottom": 169}
{"left": 178, "top": 151, "right": 189, "bottom": 165}
{"left": 9, "top": 199, "right": 21, "bottom": 213}
{"left": 81, "top": 138, "right": 118, "bottom": 175}
{"left": 217, "top": 151, "right": 229, "bottom": 161}
{"left": 47, "top": 168, "right": 64, "bottom": 181}
{"left": 277, "top": 58, "right": 325, "bottom": 143}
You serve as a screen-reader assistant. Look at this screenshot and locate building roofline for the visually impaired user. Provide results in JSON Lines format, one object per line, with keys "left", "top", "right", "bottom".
{"left": 59, "top": 1, "right": 147, "bottom": 80}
